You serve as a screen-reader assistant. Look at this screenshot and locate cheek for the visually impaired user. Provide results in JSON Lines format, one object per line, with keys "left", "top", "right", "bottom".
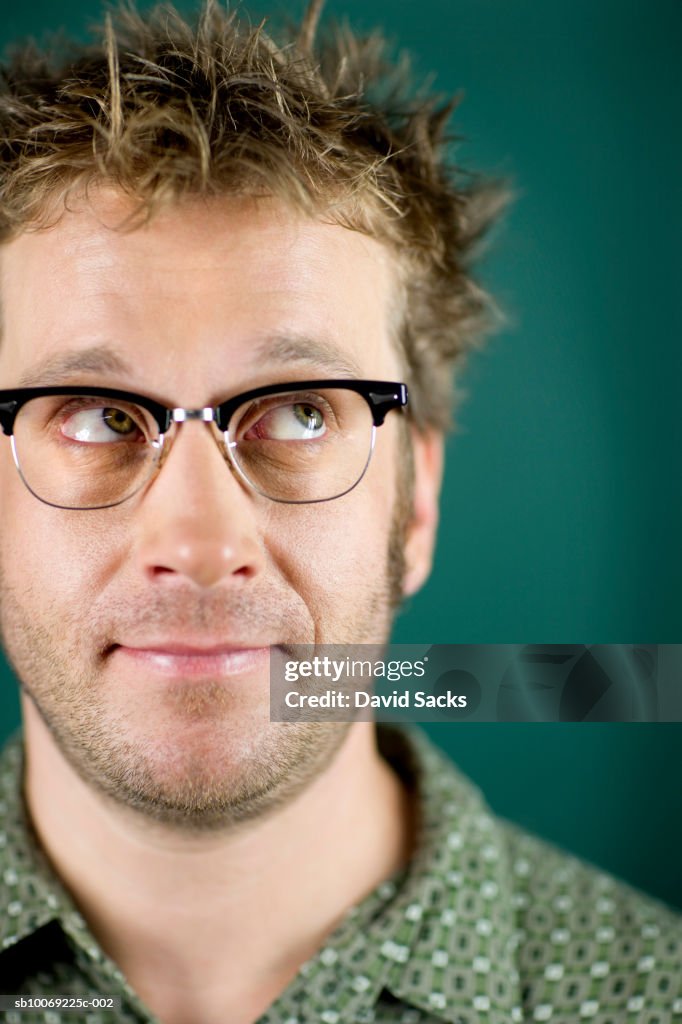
{"left": 261, "top": 458, "right": 398, "bottom": 606}
{"left": 0, "top": 452, "right": 44, "bottom": 594}
{"left": 0, "top": 460, "right": 110, "bottom": 616}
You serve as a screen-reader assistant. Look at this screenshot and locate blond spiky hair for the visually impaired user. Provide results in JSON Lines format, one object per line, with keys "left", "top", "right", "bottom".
{"left": 0, "top": 0, "right": 506, "bottom": 429}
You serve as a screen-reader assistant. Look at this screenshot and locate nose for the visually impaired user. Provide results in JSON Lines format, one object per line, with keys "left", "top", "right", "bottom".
{"left": 132, "top": 421, "right": 266, "bottom": 588}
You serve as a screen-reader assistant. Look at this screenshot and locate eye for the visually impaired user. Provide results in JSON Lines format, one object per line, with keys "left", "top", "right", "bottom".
{"left": 61, "top": 404, "right": 146, "bottom": 443}
{"left": 244, "top": 401, "right": 327, "bottom": 441}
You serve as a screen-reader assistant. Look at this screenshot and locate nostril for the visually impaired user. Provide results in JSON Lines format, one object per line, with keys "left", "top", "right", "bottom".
{"left": 140, "top": 529, "right": 264, "bottom": 588}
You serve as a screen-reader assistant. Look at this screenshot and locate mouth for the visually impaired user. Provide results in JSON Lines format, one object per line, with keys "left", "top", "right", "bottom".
{"left": 110, "top": 643, "right": 272, "bottom": 679}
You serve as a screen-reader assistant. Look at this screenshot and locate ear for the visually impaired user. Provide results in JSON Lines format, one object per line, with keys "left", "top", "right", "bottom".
{"left": 402, "top": 428, "right": 444, "bottom": 597}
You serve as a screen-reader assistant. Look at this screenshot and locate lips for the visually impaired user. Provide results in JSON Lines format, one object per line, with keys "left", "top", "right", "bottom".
{"left": 121, "top": 642, "right": 263, "bottom": 655}
{"left": 110, "top": 642, "right": 272, "bottom": 678}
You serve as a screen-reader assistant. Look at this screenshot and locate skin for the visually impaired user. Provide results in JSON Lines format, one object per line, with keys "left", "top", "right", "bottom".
{"left": 0, "top": 189, "right": 442, "bottom": 1024}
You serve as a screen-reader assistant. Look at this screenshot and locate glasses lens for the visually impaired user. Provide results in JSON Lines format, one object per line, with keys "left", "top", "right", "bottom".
{"left": 227, "top": 386, "right": 374, "bottom": 502}
{"left": 13, "top": 394, "right": 159, "bottom": 509}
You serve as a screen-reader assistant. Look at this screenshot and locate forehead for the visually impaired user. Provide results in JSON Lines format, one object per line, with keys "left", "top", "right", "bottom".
{"left": 0, "top": 189, "right": 401, "bottom": 393}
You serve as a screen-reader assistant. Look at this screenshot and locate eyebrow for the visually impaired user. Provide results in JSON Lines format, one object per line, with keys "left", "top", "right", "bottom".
{"left": 18, "top": 346, "right": 133, "bottom": 387}
{"left": 17, "top": 335, "right": 364, "bottom": 389}
{"left": 260, "top": 335, "right": 362, "bottom": 379}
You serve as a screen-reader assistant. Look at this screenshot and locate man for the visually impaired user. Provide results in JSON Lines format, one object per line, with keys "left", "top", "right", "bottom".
{"left": 0, "top": 3, "right": 679, "bottom": 1022}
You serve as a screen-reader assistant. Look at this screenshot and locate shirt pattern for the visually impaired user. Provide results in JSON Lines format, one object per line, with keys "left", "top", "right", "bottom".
{"left": 0, "top": 726, "right": 681, "bottom": 1023}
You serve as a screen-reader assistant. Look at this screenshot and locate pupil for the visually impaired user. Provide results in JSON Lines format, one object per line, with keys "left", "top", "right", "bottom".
{"left": 103, "top": 408, "right": 134, "bottom": 435}
{"left": 295, "top": 404, "right": 322, "bottom": 430}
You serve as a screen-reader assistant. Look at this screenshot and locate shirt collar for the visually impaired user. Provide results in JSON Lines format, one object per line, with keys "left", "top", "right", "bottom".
{"left": 377, "top": 727, "right": 522, "bottom": 1021}
{"left": 290, "top": 727, "right": 523, "bottom": 1022}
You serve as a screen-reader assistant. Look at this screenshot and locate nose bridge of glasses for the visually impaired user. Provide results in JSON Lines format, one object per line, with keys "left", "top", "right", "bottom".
{"left": 165, "top": 407, "right": 232, "bottom": 455}
{"left": 156, "top": 407, "right": 235, "bottom": 476}
{"left": 171, "top": 407, "right": 217, "bottom": 424}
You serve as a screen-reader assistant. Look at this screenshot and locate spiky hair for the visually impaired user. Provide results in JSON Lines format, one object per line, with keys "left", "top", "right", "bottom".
{"left": 0, "top": 0, "right": 506, "bottom": 428}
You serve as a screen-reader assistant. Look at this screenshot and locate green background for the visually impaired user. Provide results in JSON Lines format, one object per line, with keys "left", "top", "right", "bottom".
{"left": 0, "top": 0, "right": 680, "bottom": 908}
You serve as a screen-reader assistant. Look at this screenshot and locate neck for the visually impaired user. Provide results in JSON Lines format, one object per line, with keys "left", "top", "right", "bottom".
{"left": 22, "top": 701, "right": 413, "bottom": 1024}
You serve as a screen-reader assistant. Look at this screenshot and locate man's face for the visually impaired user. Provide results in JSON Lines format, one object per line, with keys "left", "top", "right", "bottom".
{"left": 0, "top": 190, "right": 440, "bottom": 828}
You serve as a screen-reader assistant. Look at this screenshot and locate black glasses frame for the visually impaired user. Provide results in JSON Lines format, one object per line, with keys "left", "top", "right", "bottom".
{"left": 0, "top": 379, "right": 408, "bottom": 436}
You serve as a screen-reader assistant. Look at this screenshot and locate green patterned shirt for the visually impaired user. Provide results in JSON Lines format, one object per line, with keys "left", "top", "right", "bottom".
{"left": 1, "top": 727, "right": 681, "bottom": 1024}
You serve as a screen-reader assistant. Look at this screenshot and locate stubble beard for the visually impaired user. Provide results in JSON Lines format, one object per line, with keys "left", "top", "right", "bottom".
{"left": 0, "top": 483, "right": 412, "bottom": 833}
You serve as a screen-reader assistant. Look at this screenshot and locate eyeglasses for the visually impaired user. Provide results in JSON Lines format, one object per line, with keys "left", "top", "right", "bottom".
{"left": 0, "top": 380, "right": 408, "bottom": 510}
